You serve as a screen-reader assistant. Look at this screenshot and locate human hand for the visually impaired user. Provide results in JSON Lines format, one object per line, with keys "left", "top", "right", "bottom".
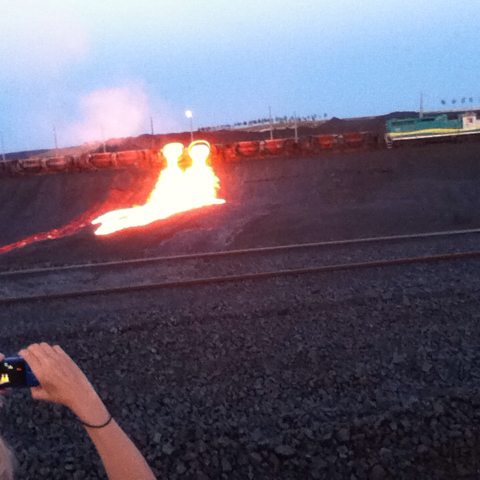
{"left": 18, "top": 343, "right": 105, "bottom": 421}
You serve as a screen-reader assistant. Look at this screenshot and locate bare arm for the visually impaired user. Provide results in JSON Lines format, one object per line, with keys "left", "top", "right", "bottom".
{"left": 19, "top": 343, "right": 156, "bottom": 480}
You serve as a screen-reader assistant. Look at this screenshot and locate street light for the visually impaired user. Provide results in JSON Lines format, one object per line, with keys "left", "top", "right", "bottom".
{"left": 185, "top": 110, "right": 193, "bottom": 143}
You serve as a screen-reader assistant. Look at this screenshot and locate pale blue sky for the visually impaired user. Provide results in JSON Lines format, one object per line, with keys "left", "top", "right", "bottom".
{"left": 1, "top": 0, "right": 479, "bottom": 152}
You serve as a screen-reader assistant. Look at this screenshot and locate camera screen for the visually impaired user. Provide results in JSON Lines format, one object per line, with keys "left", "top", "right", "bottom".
{"left": 0, "top": 360, "right": 26, "bottom": 387}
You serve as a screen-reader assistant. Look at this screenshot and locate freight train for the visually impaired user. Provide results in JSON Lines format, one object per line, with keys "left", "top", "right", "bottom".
{"left": 1, "top": 111, "right": 480, "bottom": 178}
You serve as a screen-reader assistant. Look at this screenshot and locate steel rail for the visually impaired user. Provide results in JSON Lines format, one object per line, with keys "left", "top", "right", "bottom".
{"left": 1, "top": 249, "right": 480, "bottom": 306}
{"left": 2, "top": 227, "right": 480, "bottom": 278}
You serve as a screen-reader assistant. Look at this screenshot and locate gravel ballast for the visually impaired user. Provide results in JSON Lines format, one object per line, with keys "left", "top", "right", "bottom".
{"left": 3, "top": 231, "right": 480, "bottom": 300}
{"left": 1, "top": 253, "right": 480, "bottom": 478}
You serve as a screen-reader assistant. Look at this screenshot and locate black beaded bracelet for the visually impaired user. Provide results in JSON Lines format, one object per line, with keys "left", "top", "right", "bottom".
{"left": 81, "top": 414, "right": 113, "bottom": 429}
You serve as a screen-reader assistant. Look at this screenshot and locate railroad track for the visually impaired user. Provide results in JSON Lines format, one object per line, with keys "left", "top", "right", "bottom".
{"left": 1, "top": 227, "right": 480, "bottom": 305}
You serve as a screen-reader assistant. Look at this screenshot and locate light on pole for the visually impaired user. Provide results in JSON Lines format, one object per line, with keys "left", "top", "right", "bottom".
{"left": 185, "top": 110, "right": 193, "bottom": 143}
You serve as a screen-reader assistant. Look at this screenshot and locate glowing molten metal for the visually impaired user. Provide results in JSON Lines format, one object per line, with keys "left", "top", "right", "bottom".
{"left": 91, "top": 141, "right": 225, "bottom": 235}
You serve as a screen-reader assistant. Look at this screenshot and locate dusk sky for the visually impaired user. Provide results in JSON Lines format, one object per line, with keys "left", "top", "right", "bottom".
{"left": 1, "top": 1, "right": 480, "bottom": 152}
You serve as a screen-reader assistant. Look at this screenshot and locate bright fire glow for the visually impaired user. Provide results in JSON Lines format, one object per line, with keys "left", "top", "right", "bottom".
{"left": 91, "top": 141, "right": 225, "bottom": 236}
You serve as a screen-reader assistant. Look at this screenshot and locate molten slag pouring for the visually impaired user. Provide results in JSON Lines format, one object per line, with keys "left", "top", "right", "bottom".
{"left": 91, "top": 141, "right": 226, "bottom": 236}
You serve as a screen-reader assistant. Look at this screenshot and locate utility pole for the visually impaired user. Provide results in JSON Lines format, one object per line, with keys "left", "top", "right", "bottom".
{"left": 419, "top": 93, "right": 424, "bottom": 118}
{"left": 0, "top": 131, "right": 5, "bottom": 164}
{"left": 294, "top": 112, "right": 298, "bottom": 143}
{"left": 269, "top": 106, "right": 273, "bottom": 140}
{"left": 150, "top": 117, "right": 155, "bottom": 149}
{"left": 101, "top": 125, "right": 106, "bottom": 153}
{"left": 53, "top": 125, "right": 58, "bottom": 154}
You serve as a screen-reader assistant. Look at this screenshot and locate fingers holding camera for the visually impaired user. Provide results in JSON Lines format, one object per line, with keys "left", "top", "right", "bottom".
{"left": 52, "top": 344, "right": 65, "bottom": 357}
{"left": 38, "top": 342, "right": 58, "bottom": 362}
{"left": 19, "top": 346, "right": 41, "bottom": 370}
{"left": 24, "top": 343, "right": 58, "bottom": 370}
{"left": 19, "top": 345, "right": 54, "bottom": 403}
{"left": 19, "top": 343, "right": 99, "bottom": 412}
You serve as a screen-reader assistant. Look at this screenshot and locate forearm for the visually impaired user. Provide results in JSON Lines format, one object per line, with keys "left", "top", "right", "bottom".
{"left": 73, "top": 393, "right": 156, "bottom": 480}
{"left": 85, "top": 420, "right": 156, "bottom": 480}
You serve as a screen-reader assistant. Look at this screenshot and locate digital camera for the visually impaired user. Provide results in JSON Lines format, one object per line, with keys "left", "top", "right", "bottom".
{"left": 0, "top": 356, "right": 39, "bottom": 388}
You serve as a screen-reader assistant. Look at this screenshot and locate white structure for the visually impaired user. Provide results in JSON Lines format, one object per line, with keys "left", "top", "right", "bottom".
{"left": 462, "top": 112, "right": 480, "bottom": 130}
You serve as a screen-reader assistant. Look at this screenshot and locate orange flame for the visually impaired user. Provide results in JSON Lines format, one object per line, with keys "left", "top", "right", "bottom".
{"left": 91, "top": 141, "right": 225, "bottom": 236}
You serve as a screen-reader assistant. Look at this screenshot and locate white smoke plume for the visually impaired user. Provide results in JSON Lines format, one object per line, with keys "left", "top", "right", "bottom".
{"left": 67, "top": 85, "right": 150, "bottom": 145}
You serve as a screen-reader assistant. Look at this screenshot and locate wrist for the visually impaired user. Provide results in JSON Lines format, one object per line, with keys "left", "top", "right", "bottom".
{"left": 70, "top": 391, "right": 109, "bottom": 426}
